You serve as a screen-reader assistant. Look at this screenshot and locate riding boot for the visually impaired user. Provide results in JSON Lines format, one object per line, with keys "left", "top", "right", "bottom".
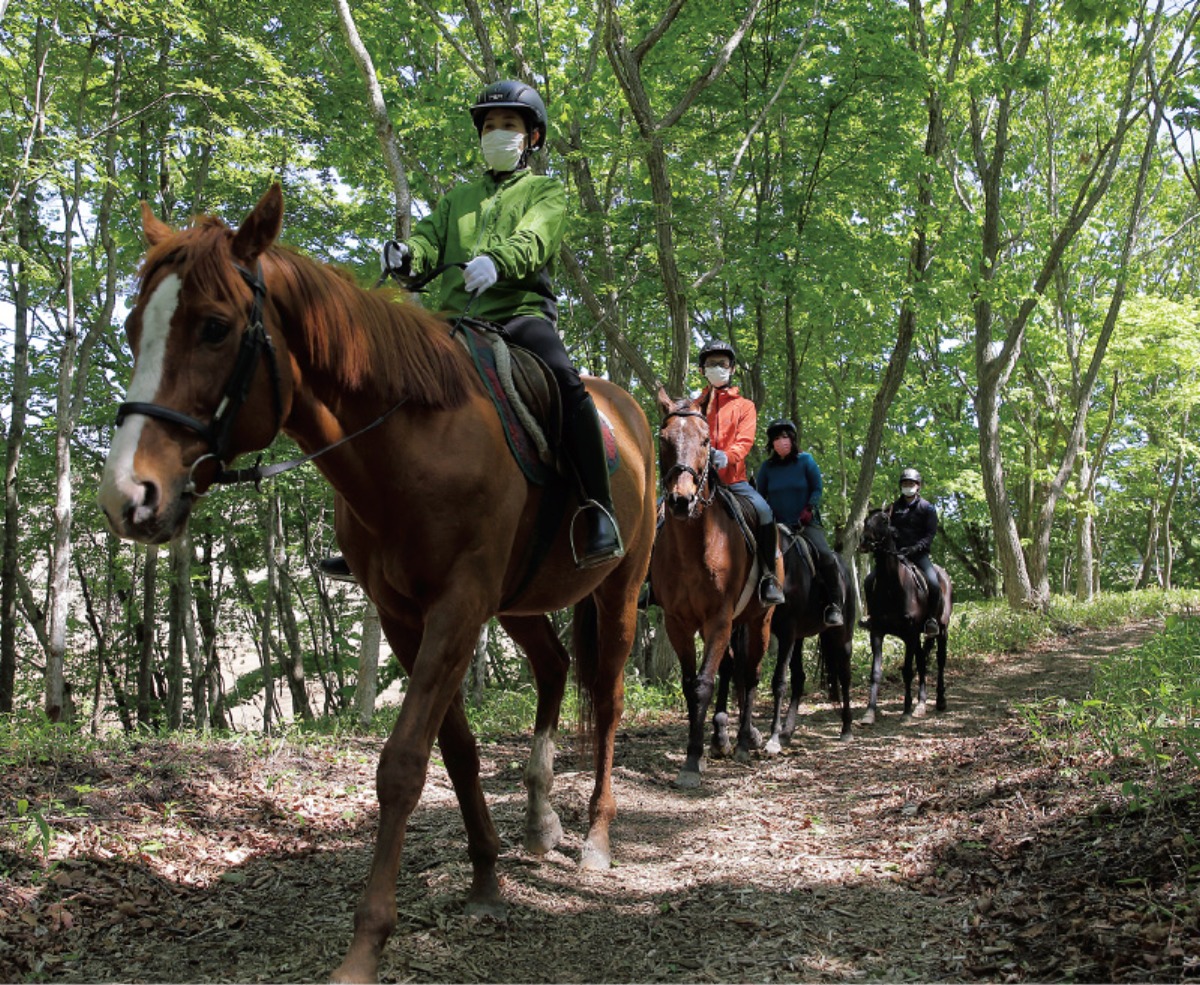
{"left": 567, "top": 394, "right": 624, "bottom": 568}
{"left": 755, "top": 522, "right": 785, "bottom": 606}
{"left": 319, "top": 555, "right": 357, "bottom": 584}
{"left": 817, "top": 553, "right": 844, "bottom": 626}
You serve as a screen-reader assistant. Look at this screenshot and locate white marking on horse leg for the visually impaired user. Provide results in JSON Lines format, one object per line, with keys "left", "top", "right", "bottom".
{"left": 522, "top": 728, "right": 562, "bottom": 855}
{"left": 98, "top": 274, "right": 181, "bottom": 518}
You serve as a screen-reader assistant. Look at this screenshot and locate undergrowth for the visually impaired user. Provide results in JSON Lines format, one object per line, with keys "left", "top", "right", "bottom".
{"left": 1019, "top": 607, "right": 1200, "bottom": 808}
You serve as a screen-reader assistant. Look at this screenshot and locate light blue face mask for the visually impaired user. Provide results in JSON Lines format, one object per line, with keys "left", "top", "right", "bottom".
{"left": 480, "top": 130, "right": 526, "bottom": 171}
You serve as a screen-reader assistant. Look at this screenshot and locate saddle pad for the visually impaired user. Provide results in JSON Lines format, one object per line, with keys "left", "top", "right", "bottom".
{"left": 456, "top": 322, "right": 619, "bottom": 485}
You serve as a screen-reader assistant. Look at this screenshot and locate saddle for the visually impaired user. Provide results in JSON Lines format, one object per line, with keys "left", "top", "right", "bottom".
{"left": 714, "top": 485, "right": 766, "bottom": 618}
{"left": 455, "top": 319, "right": 561, "bottom": 484}
{"left": 778, "top": 524, "right": 817, "bottom": 578}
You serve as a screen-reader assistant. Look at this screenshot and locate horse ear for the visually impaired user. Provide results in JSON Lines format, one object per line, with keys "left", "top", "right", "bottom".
{"left": 231, "top": 184, "right": 284, "bottom": 263}
{"left": 655, "top": 386, "right": 674, "bottom": 416}
{"left": 141, "top": 201, "right": 173, "bottom": 247}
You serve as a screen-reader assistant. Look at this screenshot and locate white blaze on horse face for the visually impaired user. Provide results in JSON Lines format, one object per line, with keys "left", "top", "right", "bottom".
{"left": 98, "top": 273, "right": 181, "bottom": 514}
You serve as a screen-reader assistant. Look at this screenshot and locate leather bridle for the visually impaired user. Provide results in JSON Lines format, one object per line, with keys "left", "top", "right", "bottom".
{"left": 659, "top": 406, "right": 715, "bottom": 515}
{"left": 115, "top": 260, "right": 285, "bottom": 496}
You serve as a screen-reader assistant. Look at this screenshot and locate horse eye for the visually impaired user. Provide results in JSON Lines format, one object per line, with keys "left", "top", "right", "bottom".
{"left": 199, "top": 317, "right": 231, "bottom": 345}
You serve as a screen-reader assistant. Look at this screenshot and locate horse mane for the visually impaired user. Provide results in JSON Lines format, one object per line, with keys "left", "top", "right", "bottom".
{"left": 138, "top": 216, "right": 475, "bottom": 410}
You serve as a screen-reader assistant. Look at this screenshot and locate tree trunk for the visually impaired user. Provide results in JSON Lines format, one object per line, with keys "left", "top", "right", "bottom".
{"left": 137, "top": 545, "right": 160, "bottom": 729}
{"left": 332, "top": 0, "right": 411, "bottom": 239}
{"left": 356, "top": 599, "right": 383, "bottom": 726}
{"left": 165, "top": 538, "right": 188, "bottom": 729}
{"left": 262, "top": 498, "right": 278, "bottom": 734}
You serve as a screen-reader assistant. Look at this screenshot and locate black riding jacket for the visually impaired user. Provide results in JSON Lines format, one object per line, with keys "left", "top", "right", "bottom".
{"left": 889, "top": 494, "right": 938, "bottom": 555}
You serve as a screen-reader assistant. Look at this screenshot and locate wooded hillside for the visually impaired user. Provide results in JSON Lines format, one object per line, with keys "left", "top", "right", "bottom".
{"left": 1, "top": 0, "right": 1198, "bottom": 727}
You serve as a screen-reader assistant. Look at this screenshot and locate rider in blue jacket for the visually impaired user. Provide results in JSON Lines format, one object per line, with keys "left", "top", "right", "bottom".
{"left": 754, "top": 420, "right": 844, "bottom": 627}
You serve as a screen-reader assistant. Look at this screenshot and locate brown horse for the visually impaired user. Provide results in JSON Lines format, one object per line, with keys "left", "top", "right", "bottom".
{"left": 96, "top": 186, "right": 656, "bottom": 983}
{"left": 858, "top": 508, "right": 952, "bottom": 722}
{"left": 649, "top": 388, "right": 779, "bottom": 788}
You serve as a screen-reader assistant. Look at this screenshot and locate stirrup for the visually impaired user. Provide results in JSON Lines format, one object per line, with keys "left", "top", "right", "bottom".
{"left": 823, "top": 604, "right": 844, "bottom": 627}
{"left": 570, "top": 500, "right": 624, "bottom": 569}
{"left": 759, "top": 575, "right": 785, "bottom": 606}
{"left": 923, "top": 618, "right": 940, "bottom": 637}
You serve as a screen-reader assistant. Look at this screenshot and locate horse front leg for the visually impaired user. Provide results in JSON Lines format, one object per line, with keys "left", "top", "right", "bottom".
{"left": 860, "top": 632, "right": 886, "bottom": 725}
{"left": 498, "top": 614, "right": 569, "bottom": 857}
{"left": 911, "top": 637, "right": 932, "bottom": 718}
{"left": 669, "top": 614, "right": 728, "bottom": 788}
{"left": 332, "top": 608, "right": 483, "bottom": 985}
{"left": 935, "top": 630, "right": 948, "bottom": 712}
{"left": 765, "top": 623, "right": 794, "bottom": 755}
{"left": 734, "top": 615, "right": 771, "bottom": 763}
{"left": 901, "top": 637, "right": 917, "bottom": 718}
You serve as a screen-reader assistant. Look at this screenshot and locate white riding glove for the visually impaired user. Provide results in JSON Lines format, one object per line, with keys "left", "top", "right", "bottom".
{"left": 463, "top": 254, "right": 498, "bottom": 295}
{"left": 381, "top": 240, "right": 410, "bottom": 274}
{"left": 711, "top": 449, "right": 729, "bottom": 470}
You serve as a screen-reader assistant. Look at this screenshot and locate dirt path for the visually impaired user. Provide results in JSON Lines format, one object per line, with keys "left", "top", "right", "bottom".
{"left": 3, "top": 620, "right": 1197, "bottom": 983}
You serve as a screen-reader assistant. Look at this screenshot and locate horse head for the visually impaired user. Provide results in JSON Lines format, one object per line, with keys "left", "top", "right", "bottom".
{"left": 655, "top": 387, "right": 712, "bottom": 519}
{"left": 859, "top": 507, "right": 897, "bottom": 554}
{"left": 98, "top": 185, "right": 295, "bottom": 544}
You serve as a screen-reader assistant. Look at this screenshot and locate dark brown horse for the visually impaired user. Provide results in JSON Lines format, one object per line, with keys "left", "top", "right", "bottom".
{"left": 649, "top": 388, "right": 779, "bottom": 787}
{"left": 714, "top": 529, "right": 855, "bottom": 750}
{"left": 97, "top": 186, "right": 656, "bottom": 983}
{"left": 858, "top": 508, "right": 952, "bottom": 722}
{"left": 764, "top": 531, "right": 856, "bottom": 746}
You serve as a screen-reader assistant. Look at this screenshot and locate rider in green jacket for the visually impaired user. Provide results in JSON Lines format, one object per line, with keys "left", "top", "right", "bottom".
{"left": 322, "top": 80, "right": 622, "bottom": 582}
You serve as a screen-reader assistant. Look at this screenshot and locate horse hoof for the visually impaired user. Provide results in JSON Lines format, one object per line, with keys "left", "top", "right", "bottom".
{"left": 675, "top": 769, "right": 702, "bottom": 789}
{"left": 710, "top": 741, "right": 732, "bottom": 759}
{"left": 860, "top": 710, "right": 876, "bottom": 726}
{"left": 579, "top": 840, "right": 611, "bottom": 872}
{"left": 734, "top": 747, "right": 752, "bottom": 764}
{"left": 936, "top": 699, "right": 947, "bottom": 712}
{"left": 839, "top": 729, "right": 852, "bottom": 743}
{"left": 764, "top": 737, "right": 782, "bottom": 756}
{"left": 465, "top": 898, "right": 508, "bottom": 922}
{"left": 523, "top": 812, "right": 564, "bottom": 856}
{"left": 749, "top": 726, "right": 764, "bottom": 750}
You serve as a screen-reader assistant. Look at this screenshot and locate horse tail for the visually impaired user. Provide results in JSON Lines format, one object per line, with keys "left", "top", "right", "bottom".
{"left": 572, "top": 593, "right": 599, "bottom": 754}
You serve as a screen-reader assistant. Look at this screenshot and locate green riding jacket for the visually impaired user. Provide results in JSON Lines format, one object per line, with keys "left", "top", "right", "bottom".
{"left": 408, "top": 168, "right": 566, "bottom": 325}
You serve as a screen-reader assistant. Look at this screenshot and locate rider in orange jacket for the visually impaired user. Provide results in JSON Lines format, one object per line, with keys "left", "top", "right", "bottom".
{"left": 697, "top": 340, "right": 784, "bottom": 606}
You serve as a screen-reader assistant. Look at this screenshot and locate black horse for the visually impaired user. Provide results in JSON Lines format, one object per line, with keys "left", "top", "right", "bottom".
{"left": 858, "top": 508, "right": 952, "bottom": 722}
{"left": 714, "top": 526, "right": 855, "bottom": 751}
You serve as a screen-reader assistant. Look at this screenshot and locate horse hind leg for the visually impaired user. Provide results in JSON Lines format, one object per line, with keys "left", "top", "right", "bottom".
{"left": 499, "top": 614, "right": 568, "bottom": 857}
{"left": 860, "top": 633, "right": 885, "bottom": 726}
{"left": 935, "top": 631, "right": 948, "bottom": 712}
{"left": 734, "top": 616, "right": 771, "bottom": 763}
{"left": 765, "top": 626, "right": 794, "bottom": 756}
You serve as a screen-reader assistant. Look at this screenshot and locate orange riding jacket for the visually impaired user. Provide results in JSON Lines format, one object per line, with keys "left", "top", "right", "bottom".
{"left": 700, "top": 385, "right": 758, "bottom": 485}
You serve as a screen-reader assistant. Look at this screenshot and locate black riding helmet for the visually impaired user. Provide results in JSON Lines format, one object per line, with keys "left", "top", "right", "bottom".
{"left": 766, "top": 419, "right": 797, "bottom": 444}
{"left": 469, "top": 80, "right": 548, "bottom": 150}
{"left": 900, "top": 466, "right": 922, "bottom": 486}
{"left": 697, "top": 339, "right": 737, "bottom": 367}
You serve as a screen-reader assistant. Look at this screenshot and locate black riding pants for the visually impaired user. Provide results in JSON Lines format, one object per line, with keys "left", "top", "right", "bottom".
{"left": 911, "top": 551, "right": 942, "bottom": 618}
{"left": 502, "top": 315, "right": 588, "bottom": 419}
{"left": 800, "top": 523, "right": 843, "bottom": 599}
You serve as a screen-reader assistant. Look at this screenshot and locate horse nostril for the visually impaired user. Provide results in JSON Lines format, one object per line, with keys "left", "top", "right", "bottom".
{"left": 128, "top": 479, "right": 161, "bottom": 527}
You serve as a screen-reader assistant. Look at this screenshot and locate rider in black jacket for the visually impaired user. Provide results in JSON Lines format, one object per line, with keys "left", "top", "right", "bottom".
{"left": 889, "top": 467, "right": 942, "bottom": 637}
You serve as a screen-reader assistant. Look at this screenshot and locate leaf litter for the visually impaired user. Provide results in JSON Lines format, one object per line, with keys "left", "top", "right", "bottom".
{"left": 1, "top": 621, "right": 1197, "bottom": 982}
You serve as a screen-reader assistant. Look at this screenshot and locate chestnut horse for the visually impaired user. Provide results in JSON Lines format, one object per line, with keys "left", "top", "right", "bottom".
{"left": 97, "top": 186, "right": 655, "bottom": 983}
{"left": 649, "top": 388, "right": 780, "bottom": 787}
{"left": 858, "top": 508, "right": 952, "bottom": 722}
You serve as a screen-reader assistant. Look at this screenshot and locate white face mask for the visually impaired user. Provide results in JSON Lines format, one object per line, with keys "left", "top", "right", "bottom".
{"left": 900, "top": 483, "right": 919, "bottom": 497}
{"left": 480, "top": 129, "right": 526, "bottom": 172}
{"left": 704, "top": 365, "right": 732, "bottom": 387}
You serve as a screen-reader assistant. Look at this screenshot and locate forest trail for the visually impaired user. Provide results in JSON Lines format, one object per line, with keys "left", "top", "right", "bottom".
{"left": 3, "top": 619, "right": 1197, "bottom": 983}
